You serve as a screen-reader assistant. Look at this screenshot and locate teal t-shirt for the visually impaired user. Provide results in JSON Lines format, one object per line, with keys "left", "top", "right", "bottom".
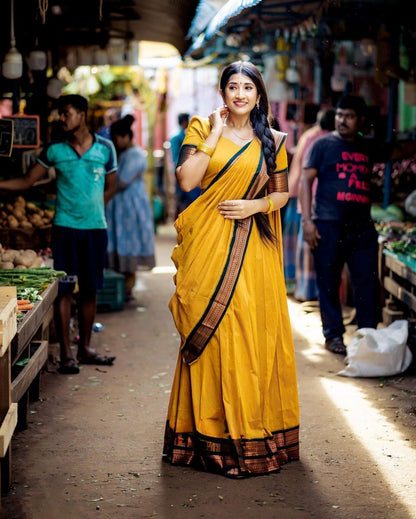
{"left": 38, "top": 134, "right": 117, "bottom": 229}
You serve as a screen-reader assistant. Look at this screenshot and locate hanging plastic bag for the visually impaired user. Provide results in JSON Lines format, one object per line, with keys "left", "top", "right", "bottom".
{"left": 338, "top": 320, "right": 413, "bottom": 377}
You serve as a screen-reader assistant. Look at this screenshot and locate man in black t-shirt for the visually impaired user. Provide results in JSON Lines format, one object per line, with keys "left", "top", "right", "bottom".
{"left": 300, "top": 95, "right": 380, "bottom": 355}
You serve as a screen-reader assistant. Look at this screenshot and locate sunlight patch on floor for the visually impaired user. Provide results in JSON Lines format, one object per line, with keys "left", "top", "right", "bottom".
{"left": 287, "top": 297, "right": 327, "bottom": 363}
{"left": 320, "top": 376, "right": 416, "bottom": 517}
{"left": 152, "top": 266, "right": 176, "bottom": 274}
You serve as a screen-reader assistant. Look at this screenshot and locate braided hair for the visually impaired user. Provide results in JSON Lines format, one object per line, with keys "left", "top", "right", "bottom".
{"left": 220, "top": 61, "right": 279, "bottom": 244}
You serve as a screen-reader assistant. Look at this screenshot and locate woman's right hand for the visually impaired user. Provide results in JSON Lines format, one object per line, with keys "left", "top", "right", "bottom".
{"left": 208, "top": 106, "right": 229, "bottom": 135}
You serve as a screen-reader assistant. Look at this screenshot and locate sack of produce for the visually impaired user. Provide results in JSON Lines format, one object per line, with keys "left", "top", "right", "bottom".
{"left": 338, "top": 320, "right": 413, "bottom": 377}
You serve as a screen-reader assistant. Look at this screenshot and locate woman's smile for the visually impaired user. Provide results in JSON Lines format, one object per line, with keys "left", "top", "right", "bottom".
{"left": 223, "top": 73, "right": 258, "bottom": 114}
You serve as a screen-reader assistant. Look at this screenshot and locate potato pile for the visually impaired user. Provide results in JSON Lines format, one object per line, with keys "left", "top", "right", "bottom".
{"left": 0, "top": 244, "right": 43, "bottom": 269}
{"left": 0, "top": 196, "right": 54, "bottom": 230}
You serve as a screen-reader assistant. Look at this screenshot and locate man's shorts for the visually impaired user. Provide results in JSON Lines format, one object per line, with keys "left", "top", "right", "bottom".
{"left": 52, "top": 226, "right": 108, "bottom": 296}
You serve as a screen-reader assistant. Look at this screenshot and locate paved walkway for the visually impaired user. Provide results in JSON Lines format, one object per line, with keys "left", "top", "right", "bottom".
{"left": 1, "top": 224, "right": 415, "bottom": 519}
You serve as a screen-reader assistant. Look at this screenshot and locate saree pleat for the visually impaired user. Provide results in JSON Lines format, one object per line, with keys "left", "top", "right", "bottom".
{"left": 164, "top": 116, "right": 299, "bottom": 475}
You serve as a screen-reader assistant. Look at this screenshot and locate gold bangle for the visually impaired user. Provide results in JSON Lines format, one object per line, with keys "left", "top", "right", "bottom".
{"left": 197, "top": 142, "right": 214, "bottom": 157}
{"left": 264, "top": 195, "right": 274, "bottom": 214}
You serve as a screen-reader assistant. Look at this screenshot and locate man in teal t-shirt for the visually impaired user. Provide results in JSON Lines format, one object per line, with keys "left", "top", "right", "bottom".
{"left": 0, "top": 95, "right": 117, "bottom": 374}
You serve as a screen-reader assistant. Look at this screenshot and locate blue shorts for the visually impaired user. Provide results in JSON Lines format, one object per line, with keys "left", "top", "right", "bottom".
{"left": 52, "top": 226, "right": 108, "bottom": 296}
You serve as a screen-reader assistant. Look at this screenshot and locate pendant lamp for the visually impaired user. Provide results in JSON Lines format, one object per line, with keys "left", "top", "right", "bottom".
{"left": 28, "top": 38, "right": 47, "bottom": 71}
{"left": 2, "top": 0, "right": 23, "bottom": 79}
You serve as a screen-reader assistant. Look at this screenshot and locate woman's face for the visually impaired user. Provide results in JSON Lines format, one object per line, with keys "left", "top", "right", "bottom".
{"left": 221, "top": 73, "right": 259, "bottom": 116}
{"left": 112, "top": 133, "right": 130, "bottom": 152}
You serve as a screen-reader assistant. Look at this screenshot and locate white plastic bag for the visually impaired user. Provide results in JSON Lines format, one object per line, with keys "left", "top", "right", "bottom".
{"left": 338, "top": 320, "right": 413, "bottom": 377}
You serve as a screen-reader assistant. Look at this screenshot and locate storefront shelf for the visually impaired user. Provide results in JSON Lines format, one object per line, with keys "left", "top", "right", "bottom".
{"left": 11, "top": 281, "right": 57, "bottom": 363}
{"left": 0, "top": 404, "right": 17, "bottom": 458}
{"left": 11, "top": 341, "right": 48, "bottom": 404}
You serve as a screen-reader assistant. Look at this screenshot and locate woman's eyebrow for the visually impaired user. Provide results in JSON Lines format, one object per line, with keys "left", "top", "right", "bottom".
{"left": 227, "top": 81, "right": 254, "bottom": 86}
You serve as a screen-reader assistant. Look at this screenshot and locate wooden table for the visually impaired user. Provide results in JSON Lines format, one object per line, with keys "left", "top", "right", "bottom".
{"left": 0, "top": 287, "right": 18, "bottom": 501}
{"left": 0, "top": 280, "right": 58, "bottom": 503}
{"left": 11, "top": 280, "right": 58, "bottom": 429}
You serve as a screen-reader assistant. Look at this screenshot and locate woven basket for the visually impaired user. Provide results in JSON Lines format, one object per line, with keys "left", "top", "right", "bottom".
{"left": 0, "top": 226, "right": 52, "bottom": 250}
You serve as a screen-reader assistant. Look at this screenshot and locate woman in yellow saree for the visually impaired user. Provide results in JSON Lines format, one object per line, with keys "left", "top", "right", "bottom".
{"left": 163, "top": 61, "right": 299, "bottom": 478}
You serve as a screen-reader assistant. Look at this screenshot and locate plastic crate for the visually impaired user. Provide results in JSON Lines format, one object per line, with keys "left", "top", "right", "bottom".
{"left": 96, "top": 269, "right": 125, "bottom": 312}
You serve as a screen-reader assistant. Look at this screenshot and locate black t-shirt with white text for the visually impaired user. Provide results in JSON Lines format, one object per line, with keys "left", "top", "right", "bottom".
{"left": 303, "top": 132, "right": 379, "bottom": 225}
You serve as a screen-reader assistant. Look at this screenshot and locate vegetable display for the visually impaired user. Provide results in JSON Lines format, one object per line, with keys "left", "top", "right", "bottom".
{"left": 371, "top": 204, "right": 406, "bottom": 223}
{"left": 0, "top": 243, "right": 43, "bottom": 269}
{"left": 376, "top": 222, "right": 416, "bottom": 259}
{"left": 0, "top": 196, "right": 54, "bottom": 230}
{"left": 0, "top": 267, "right": 66, "bottom": 320}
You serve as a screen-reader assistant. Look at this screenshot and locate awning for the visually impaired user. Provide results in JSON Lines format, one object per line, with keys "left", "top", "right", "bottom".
{"left": 186, "top": 0, "right": 416, "bottom": 63}
{"left": 205, "top": 0, "right": 263, "bottom": 39}
{"left": 187, "top": 0, "right": 222, "bottom": 39}
{"left": 186, "top": 0, "right": 331, "bottom": 58}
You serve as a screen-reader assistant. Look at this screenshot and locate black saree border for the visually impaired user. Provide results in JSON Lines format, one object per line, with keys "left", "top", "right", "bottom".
{"left": 181, "top": 217, "right": 254, "bottom": 364}
{"left": 180, "top": 147, "right": 266, "bottom": 365}
{"left": 205, "top": 140, "right": 253, "bottom": 192}
{"left": 243, "top": 148, "right": 264, "bottom": 198}
{"left": 163, "top": 422, "right": 300, "bottom": 475}
{"left": 274, "top": 132, "right": 287, "bottom": 156}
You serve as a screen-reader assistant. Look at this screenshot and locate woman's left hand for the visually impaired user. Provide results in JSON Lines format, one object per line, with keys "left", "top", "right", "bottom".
{"left": 218, "top": 199, "right": 255, "bottom": 219}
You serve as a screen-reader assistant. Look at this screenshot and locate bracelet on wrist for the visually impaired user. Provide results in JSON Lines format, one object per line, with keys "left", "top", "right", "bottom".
{"left": 301, "top": 219, "right": 313, "bottom": 226}
{"left": 197, "top": 142, "right": 214, "bottom": 157}
{"left": 264, "top": 195, "right": 274, "bottom": 214}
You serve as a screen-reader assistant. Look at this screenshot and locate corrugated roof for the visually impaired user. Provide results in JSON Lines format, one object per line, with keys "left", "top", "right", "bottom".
{"left": 205, "top": 0, "right": 263, "bottom": 38}
{"left": 186, "top": 0, "right": 330, "bottom": 58}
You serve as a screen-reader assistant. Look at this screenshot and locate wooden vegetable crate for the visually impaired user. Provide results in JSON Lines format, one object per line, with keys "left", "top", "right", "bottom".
{"left": 0, "top": 277, "right": 58, "bottom": 503}
{"left": 0, "top": 286, "right": 18, "bottom": 501}
{"left": 382, "top": 248, "right": 416, "bottom": 324}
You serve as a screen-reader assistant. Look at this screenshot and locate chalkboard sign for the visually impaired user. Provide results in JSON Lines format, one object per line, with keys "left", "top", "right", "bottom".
{"left": 10, "top": 115, "right": 40, "bottom": 149}
{"left": 0, "top": 118, "right": 13, "bottom": 157}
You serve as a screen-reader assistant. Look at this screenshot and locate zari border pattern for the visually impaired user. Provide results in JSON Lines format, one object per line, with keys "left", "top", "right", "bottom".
{"left": 163, "top": 423, "right": 299, "bottom": 475}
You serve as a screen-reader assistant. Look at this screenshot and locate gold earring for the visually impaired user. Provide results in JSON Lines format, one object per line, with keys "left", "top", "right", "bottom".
{"left": 256, "top": 100, "right": 260, "bottom": 109}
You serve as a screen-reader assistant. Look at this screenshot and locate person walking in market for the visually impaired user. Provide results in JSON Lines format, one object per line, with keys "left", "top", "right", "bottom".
{"left": 0, "top": 94, "right": 117, "bottom": 374}
{"left": 300, "top": 94, "right": 416, "bottom": 355}
{"left": 285, "top": 108, "right": 335, "bottom": 302}
{"left": 106, "top": 114, "right": 156, "bottom": 300}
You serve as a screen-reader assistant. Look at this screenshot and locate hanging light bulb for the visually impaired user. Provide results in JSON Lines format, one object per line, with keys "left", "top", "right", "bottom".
{"left": 28, "top": 38, "right": 47, "bottom": 71}
{"left": 2, "top": 0, "right": 23, "bottom": 79}
{"left": 27, "top": 49, "right": 47, "bottom": 71}
{"left": 46, "top": 77, "right": 63, "bottom": 99}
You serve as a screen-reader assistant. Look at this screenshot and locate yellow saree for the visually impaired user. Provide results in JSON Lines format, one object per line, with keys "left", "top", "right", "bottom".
{"left": 164, "top": 116, "right": 299, "bottom": 475}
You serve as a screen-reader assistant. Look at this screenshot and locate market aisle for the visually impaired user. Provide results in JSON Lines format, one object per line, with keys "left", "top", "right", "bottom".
{"left": 1, "top": 224, "right": 416, "bottom": 519}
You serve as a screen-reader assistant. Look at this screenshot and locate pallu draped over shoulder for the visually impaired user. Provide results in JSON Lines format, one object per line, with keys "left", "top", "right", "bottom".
{"left": 164, "top": 116, "right": 299, "bottom": 476}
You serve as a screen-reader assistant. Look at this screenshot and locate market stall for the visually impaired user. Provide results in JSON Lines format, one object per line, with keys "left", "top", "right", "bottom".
{"left": 0, "top": 286, "right": 17, "bottom": 501}
{"left": 0, "top": 267, "right": 64, "bottom": 420}
{"left": 376, "top": 220, "right": 416, "bottom": 324}
{"left": 0, "top": 267, "right": 63, "bottom": 502}
{"left": 11, "top": 279, "right": 58, "bottom": 428}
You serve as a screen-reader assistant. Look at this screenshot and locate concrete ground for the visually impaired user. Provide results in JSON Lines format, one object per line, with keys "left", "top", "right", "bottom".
{"left": 1, "top": 224, "right": 416, "bottom": 519}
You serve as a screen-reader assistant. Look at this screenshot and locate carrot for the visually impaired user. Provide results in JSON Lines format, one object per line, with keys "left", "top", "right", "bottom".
{"left": 17, "top": 299, "right": 31, "bottom": 305}
{"left": 17, "top": 304, "right": 34, "bottom": 311}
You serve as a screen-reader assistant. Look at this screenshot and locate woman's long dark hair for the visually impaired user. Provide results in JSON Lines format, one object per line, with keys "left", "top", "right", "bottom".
{"left": 220, "top": 61, "right": 278, "bottom": 244}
